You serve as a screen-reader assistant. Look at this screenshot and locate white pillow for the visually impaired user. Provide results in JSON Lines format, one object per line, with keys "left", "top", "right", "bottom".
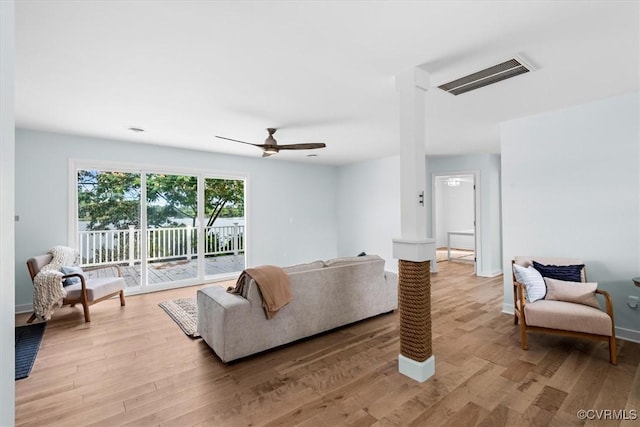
{"left": 513, "top": 264, "right": 546, "bottom": 302}
{"left": 544, "top": 277, "right": 600, "bottom": 308}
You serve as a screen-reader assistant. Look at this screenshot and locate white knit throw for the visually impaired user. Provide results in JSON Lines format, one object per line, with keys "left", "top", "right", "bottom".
{"left": 33, "top": 246, "right": 79, "bottom": 321}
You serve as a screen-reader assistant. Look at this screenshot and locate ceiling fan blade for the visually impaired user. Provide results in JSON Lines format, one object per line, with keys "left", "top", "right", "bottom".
{"left": 215, "top": 135, "right": 260, "bottom": 147}
{"left": 276, "top": 143, "right": 326, "bottom": 150}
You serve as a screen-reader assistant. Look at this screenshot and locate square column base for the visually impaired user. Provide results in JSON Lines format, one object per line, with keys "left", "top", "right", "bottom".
{"left": 392, "top": 238, "right": 437, "bottom": 272}
{"left": 398, "top": 354, "right": 435, "bottom": 382}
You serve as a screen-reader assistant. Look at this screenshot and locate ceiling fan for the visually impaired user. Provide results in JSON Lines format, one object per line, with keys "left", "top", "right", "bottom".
{"left": 215, "top": 128, "right": 326, "bottom": 157}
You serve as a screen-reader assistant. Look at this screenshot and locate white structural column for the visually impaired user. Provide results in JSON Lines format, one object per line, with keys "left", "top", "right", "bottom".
{"left": 393, "top": 67, "right": 437, "bottom": 382}
{"left": 0, "top": 0, "right": 15, "bottom": 422}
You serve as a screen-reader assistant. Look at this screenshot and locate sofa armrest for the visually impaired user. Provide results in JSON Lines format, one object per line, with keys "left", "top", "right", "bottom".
{"left": 198, "top": 286, "right": 248, "bottom": 312}
{"left": 384, "top": 270, "right": 399, "bottom": 310}
{"left": 197, "top": 286, "right": 251, "bottom": 362}
{"left": 596, "top": 289, "right": 614, "bottom": 317}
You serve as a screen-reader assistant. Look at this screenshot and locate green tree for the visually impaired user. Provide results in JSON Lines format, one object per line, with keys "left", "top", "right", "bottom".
{"left": 205, "top": 179, "right": 244, "bottom": 227}
{"left": 77, "top": 170, "right": 244, "bottom": 231}
{"left": 77, "top": 170, "right": 141, "bottom": 230}
{"left": 146, "top": 174, "right": 198, "bottom": 226}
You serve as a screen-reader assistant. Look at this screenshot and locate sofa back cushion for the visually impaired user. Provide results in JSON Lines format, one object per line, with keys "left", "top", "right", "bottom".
{"left": 323, "top": 254, "right": 383, "bottom": 268}
{"left": 283, "top": 260, "right": 324, "bottom": 274}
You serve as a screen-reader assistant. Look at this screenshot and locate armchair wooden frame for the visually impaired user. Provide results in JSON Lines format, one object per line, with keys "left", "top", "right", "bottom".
{"left": 512, "top": 259, "right": 617, "bottom": 365}
{"left": 27, "top": 255, "right": 126, "bottom": 323}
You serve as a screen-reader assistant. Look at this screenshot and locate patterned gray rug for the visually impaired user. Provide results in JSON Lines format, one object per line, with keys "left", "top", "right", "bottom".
{"left": 158, "top": 297, "right": 200, "bottom": 338}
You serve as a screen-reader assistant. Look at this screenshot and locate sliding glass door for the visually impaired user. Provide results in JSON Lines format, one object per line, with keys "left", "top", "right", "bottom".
{"left": 75, "top": 165, "right": 246, "bottom": 292}
{"left": 146, "top": 173, "right": 199, "bottom": 285}
{"left": 204, "top": 177, "right": 245, "bottom": 278}
{"left": 77, "top": 169, "right": 141, "bottom": 288}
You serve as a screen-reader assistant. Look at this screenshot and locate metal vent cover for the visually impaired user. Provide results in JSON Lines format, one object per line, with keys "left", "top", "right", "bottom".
{"left": 438, "top": 57, "right": 532, "bottom": 95}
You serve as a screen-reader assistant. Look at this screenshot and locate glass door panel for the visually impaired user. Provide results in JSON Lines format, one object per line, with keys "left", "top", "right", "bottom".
{"left": 145, "top": 173, "right": 199, "bottom": 285}
{"left": 204, "top": 178, "right": 245, "bottom": 277}
{"left": 77, "top": 169, "right": 141, "bottom": 289}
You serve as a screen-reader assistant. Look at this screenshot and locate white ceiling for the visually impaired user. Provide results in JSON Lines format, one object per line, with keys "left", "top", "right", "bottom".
{"left": 15, "top": 1, "right": 640, "bottom": 165}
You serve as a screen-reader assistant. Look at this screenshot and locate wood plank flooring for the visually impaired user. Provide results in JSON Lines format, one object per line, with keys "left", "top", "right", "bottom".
{"left": 15, "top": 262, "right": 640, "bottom": 426}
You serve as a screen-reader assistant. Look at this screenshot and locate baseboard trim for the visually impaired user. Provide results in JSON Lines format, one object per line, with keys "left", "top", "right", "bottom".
{"left": 502, "top": 303, "right": 514, "bottom": 315}
{"left": 16, "top": 303, "right": 32, "bottom": 314}
{"left": 616, "top": 327, "right": 640, "bottom": 343}
{"left": 477, "top": 269, "right": 503, "bottom": 278}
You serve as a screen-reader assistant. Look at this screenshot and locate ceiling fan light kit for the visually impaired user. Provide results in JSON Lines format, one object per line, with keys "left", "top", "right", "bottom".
{"left": 215, "top": 128, "right": 326, "bottom": 158}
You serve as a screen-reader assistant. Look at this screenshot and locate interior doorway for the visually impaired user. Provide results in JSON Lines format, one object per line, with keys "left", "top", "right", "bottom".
{"left": 433, "top": 173, "right": 477, "bottom": 273}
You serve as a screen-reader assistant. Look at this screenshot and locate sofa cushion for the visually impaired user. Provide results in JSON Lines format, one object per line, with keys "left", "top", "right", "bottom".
{"left": 65, "top": 277, "right": 124, "bottom": 301}
{"left": 323, "top": 254, "right": 382, "bottom": 268}
{"left": 524, "top": 299, "right": 611, "bottom": 336}
{"left": 513, "top": 264, "right": 546, "bottom": 303}
{"left": 544, "top": 277, "right": 600, "bottom": 308}
{"left": 532, "top": 261, "right": 584, "bottom": 282}
{"left": 283, "top": 260, "right": 324, "bottom": 273}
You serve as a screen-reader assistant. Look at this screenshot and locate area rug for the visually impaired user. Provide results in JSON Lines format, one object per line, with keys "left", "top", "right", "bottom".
{"left": 158, "top": 297, "right": 200, "bottom": 338}
{"left": 15, "top": 322, "right": 46, "bottom": 380}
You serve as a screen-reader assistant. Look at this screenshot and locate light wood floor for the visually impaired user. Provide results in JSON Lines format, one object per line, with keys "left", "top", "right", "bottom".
{"left": 15, "top": 262, "right": 640, "bottom": 426}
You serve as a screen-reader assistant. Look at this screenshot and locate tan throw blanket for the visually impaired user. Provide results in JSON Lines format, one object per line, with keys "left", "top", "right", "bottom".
{"left": 228, "top": 265, "right": 292, "bottom": 319}
{"left": 33, "top": 246, "right": 79, "bottom": 321}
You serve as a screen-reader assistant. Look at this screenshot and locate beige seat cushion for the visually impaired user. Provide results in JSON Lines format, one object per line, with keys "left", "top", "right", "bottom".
{"left": 524, "top": 300, "right": 612, "bottom": 336}
{"left": 65, "top": 277, "right": 124, "bottom": 301}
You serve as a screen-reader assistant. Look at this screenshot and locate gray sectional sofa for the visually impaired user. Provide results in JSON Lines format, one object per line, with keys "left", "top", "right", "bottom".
{"left": 197, "top": 255, "right": 398, "bottom": 362}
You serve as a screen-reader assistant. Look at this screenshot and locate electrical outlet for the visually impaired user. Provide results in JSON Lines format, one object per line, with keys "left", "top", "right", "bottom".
{"left": 628, "top": 296, "right": 639, "bottom": 309}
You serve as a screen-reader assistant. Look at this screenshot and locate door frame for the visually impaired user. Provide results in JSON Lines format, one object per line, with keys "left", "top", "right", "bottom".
{"left": 431, "top": 170, "right": 480, "bottom": 275}
{"left": 68, "top": 158, "right": 247, "bottom": 295}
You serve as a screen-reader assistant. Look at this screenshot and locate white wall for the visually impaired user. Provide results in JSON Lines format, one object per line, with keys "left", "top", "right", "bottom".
{"left": 337, "top": 155, "right": 401, "bottom": 272}
{"left": 426, "top": 154, "right": 502, "bottom": 276}
{"left": 501, "top": 92, "right": 640, "bottom": 340}
{"left": 434, "top": 176, "right": 475, "bottom": 249}
{"left": 15, "top": 129, "right": 339, "bottom": 308}
{"left": 0, "top": 0, "right": 15, "bottom": 423}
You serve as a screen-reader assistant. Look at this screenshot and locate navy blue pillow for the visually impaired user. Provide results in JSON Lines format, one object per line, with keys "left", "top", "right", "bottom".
{"left": 532, "top": 261, "right": 584, "bottom": 282}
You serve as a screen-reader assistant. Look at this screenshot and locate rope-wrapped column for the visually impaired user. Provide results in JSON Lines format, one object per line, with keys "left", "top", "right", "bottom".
{"left": 398, "top": 259, "right": 432, "bottom": 362}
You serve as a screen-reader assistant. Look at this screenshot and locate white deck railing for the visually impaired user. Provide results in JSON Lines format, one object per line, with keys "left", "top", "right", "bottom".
{"left": 79, "top": 224, "right": 245, "bottom": 266}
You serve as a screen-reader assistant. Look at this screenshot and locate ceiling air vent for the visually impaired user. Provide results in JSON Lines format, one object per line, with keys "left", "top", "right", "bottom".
{"left": 438, "top": 57, "right": 532, "bottom": 96}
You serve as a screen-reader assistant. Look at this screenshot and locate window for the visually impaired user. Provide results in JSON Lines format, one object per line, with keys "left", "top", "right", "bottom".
{"left": 73, "top": 164, "right": 246, "bottom": 292}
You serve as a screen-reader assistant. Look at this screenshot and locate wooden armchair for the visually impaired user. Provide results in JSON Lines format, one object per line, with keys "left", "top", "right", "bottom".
{"left": 27, "top": 254, "right": 126, "bottom": 323}
{"left": 512, "top": 256, "right": 616, "bottom": 364}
